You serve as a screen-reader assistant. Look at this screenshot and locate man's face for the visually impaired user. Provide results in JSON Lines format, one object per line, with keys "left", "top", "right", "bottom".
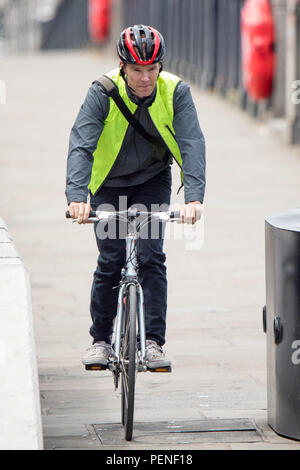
{"left": 122, "top": 62, "right": 160, "bottom": 99}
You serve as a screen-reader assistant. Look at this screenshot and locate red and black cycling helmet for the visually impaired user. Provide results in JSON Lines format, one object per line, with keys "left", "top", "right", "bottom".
{"left": 117, "top": 24, "right": 166, "bottom": 65}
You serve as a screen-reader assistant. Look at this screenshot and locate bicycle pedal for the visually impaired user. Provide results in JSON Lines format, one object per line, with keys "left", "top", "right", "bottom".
{"left": 85, "top": 364, "right": 108, "bottom": 371}
{"left": 147, "top": 366, "right": 172, "bottom": 373}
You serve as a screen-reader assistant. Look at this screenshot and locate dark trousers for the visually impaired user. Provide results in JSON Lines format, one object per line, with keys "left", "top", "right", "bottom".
{"left": 89, "top": 167, "right": 172, "bottom": 346}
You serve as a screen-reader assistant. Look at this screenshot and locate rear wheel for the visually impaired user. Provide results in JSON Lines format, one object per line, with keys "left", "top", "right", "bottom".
{"left": 120, "top": 284, "right": 137, "bottom": 441}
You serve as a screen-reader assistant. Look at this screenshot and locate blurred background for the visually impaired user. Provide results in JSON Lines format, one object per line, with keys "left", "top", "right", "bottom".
{"left": 0, "top": 0, "right": 299, "bottom": 145}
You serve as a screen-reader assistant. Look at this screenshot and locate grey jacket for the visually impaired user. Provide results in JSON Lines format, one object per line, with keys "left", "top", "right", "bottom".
{"left": 65, "top": 74, "right": 206, "bottom": 204}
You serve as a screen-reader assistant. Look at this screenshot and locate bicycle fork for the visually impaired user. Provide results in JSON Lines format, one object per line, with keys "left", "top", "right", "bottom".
{"left": 112, "top": 282, "right": 147, "bottom": 370}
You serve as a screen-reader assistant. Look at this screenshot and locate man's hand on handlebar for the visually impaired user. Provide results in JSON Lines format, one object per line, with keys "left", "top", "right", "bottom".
{"left": 68, "top": 201, "right": 92, "bottom": 224}
{"left": 180, "top": 201, "right": 203, "bottom": 224}
{"left": 67, "top": 201, "right": 203, "bottom": 225}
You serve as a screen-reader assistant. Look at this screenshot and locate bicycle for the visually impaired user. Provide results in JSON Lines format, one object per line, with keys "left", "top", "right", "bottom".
{"left": 66, "top": 207, "right": 181, "bottom": 441}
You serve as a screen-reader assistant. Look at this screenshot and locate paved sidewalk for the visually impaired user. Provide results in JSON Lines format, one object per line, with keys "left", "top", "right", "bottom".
{"left": 1, "top": 49, "right": 300, "bottom": 450}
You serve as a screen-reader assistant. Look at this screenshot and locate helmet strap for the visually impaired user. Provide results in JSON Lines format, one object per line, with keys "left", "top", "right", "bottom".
{"left": 120, "top": 65, "right": 126, "bottom": 81}
{"left": 119, "top": 65, "right": 137, "bottom": 95}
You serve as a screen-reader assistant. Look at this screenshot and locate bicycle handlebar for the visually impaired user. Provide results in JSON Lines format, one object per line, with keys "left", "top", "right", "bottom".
{"left": 65, "top": 210, "right": 97, "bottom": 219}
{"left": 65, "top": 209, "right": 181, "bottom": 221}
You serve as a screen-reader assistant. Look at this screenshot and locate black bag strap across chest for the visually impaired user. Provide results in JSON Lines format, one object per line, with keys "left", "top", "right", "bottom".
{"left": 93, "top": 75, "right": 165, "bottom": 149}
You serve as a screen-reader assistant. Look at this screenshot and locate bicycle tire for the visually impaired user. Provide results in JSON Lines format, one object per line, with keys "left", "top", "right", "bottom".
{"left": 121, "top": 295, "right": 128, "bottom": 427}
{"left": 121, "top": 284, "right": 137, "bottom": 441}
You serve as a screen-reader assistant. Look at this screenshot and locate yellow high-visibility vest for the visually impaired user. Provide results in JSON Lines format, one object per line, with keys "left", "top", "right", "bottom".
{"left": 88, "top": 68, "right": 183, "bottom": 195}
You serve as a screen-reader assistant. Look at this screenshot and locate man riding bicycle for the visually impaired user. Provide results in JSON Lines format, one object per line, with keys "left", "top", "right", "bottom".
{"left": 65, "top": 25, "right": 206, "bottom": 370}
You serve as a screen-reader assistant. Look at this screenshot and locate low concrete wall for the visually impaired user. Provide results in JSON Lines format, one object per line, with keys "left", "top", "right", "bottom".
{"left": 0, "top": 218, "right": 43, "bottom": 450}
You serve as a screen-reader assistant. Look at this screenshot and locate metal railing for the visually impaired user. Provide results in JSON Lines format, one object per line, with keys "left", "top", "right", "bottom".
{"left": 40, "top": 0, "right": 90, "bottom": 50}
{"left": 122, "top": 0, "right": 246, "bottom": 102}
{"left": 0, "top": 0, "right": 90, "bottom": 53}
{"left": 120, "top": 0, "right": 300, "bottom": 143}
{"left": 0, "top": 0, "right": 41, "bottom": 54}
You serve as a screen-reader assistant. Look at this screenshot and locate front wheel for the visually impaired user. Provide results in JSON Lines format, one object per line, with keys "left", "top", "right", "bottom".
{"left": 121, "top": 284, "right": 137, "bottom": 441}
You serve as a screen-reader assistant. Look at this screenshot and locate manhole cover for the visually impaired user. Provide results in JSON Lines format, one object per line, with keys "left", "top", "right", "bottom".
{"left": 93, "top": 418, "right": 262, "bottom": 445}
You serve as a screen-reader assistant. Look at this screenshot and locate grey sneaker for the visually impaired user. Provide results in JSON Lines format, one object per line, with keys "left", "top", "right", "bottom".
{"left": 145, "top": 340, "right": 171, "bottom": 369}
{"left": 82, "top": 341, "right": 111, "bottom": 366}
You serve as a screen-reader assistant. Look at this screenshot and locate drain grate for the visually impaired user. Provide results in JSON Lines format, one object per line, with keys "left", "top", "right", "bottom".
{"left": 93, "top": 418, "right": 262, "bottom": 445}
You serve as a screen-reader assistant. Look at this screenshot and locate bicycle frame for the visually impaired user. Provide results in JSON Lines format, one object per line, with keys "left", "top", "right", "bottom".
{"left": 66, "top": 207, "right": 180, "bottom": 374}
{"left": 109, "top": 216, "right": 147, "bottom": 375}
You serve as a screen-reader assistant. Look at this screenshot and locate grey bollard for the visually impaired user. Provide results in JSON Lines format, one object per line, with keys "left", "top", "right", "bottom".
{"left": 264, "top": 207, "right": 300, "bottom": 440}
